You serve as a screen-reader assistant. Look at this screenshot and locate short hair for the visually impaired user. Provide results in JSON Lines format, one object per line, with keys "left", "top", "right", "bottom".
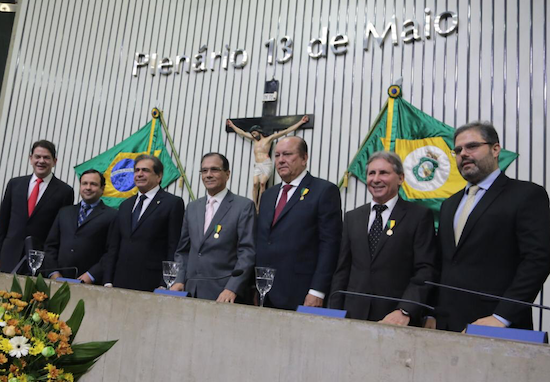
{"left": 80, "top": 169, "right": 106, "bottom": 188}
{"left": 250, "top": 125, "right": 267, "bottom": 137}
{"left": 30, "top": 140, "right": 56, "bottom": 159}
{"left": 454, "top": 121, "right": 500, "bottom": 144}
{"left": 201, "top": 152, "right": 230, "bottom": 171}
{"left": 366, "top": 151, "right": 404, "bottom": 175}
{"left": 134, "top": 154, "right": 164, "bottom": 176}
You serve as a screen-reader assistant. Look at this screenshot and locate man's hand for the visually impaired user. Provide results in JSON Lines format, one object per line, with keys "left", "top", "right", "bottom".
{"left": 50, "top": 272, "right": 62, "bottom": 280}
{"left": 423, "top": 317, "right": 437, "bottom": 329}
{"left": 216, "top": 289, "right": 237, "bottom": 303}
{"left": 303, "top": 294, "right": 323, "bottom": 307}
{"left": 77, "top": 273, "right": 93, "bottom": 284}
{"left": 379, "top": 310, "right": 411, "bottom": 326}
{"left": 470, "top": 315, "right": 506, "bottom": 328}
{"left": 170, "top": 282, "right": 184, "bottom": 291}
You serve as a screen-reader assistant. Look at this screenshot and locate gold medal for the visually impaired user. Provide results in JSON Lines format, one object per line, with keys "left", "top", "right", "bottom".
{"left": 214, "top": 225, "right": 222, "bottom": 239}
{"left": 387, "top": 229, "right": 393, "bottom": 236}
{"left": 386, "top": 220, "right": 396, "bottom": 236}
{"left": 214, "top": 233, "right": 219, "bottom": 239}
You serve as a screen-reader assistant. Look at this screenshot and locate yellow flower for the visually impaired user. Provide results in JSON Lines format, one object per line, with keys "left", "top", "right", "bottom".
{"left": 44, "top": 364, "right": 61, "bottom": 379}
{"left": 9, "top": 299, "right": 27, "bottom": 308}
{"left": 46, "top": 313, "right": 59, "bottom": 325}
{"left": 0, "top": 338, "right": 12, "bottom": 352}
{"left": 8, "top": 292, "right": 22, "bottom": 299}
{"left": 63, "top": 373, "right": 74, "bottom": 382}
{"left": 29, "top": 339, "right": 45, "bottom": 356}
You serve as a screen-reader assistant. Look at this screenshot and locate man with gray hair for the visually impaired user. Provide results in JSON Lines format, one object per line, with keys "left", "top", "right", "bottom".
{"left": 330, "top": 151, "right": 437, "bottom": 326}
{"left": 437, "top": 121, "right": 550, "bottom": 331}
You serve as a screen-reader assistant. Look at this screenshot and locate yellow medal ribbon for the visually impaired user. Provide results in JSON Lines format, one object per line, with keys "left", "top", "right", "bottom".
{"left": 300, "top": 188, "right": 310, "bottom": 201}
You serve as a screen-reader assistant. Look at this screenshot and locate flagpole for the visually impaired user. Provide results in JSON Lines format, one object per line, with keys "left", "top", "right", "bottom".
{"left": 338, "top": 99, "right": 389, "bottom": 189}
{"left": 155, "top": 108, "right": 196, "bottom": 201}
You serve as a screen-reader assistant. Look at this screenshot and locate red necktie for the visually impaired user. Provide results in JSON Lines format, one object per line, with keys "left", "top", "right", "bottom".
{"left": 272, "top": 185, "right": 293, "bottom": 225}
{"left": 28, "top": 178, "right": 43, "bottom": 217}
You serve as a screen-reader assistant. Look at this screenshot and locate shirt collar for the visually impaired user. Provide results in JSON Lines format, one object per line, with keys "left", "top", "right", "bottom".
{"left": 81, "top": 199, "right": 101, "bottom": 209}
{"left": 371, "top": 193, "right": 399, "bottom": 211}
{"left": 137, "top": 185, "right": 161, "bottom": 199}
{"left": 30, "top": 172, "right": 53, "bottom": 185}
{"left": 467, "top": 168, "right": 501, "bottom": 192}
{"left": 282, "top": 169, "right": 308, "bottom": 188}
{"left": 206, "top": 188, "right": 228, "bottom": 205}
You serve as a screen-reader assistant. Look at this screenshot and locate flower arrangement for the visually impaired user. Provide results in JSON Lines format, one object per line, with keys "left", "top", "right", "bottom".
{"left": 0, "top": 275, "right": 116, "bottom": 382}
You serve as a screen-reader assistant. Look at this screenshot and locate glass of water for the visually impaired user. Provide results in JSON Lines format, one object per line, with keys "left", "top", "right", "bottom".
{"left": 255, "top": 266, "right": 276, "bottom": 307}
{"left": 162, "top": 261, "right": 180, "bottom": 289}
{"left": 28, "top": 250, "right": 45, "bottom": 277}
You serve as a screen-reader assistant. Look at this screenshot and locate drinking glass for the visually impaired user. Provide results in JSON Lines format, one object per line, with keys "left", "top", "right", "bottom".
{"left": 255, "top": 267, "right": 276, "bottom": 307}
{"left": 28, "top": 250, "right": 45, "bottom": 277}
{"left": 162, "top": 261, "right": 180, "bottom": 289}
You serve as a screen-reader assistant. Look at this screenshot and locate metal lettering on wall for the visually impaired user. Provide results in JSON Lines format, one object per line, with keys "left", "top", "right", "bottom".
{"left": 133, "top": 8, "right": 457, "bottom": 77}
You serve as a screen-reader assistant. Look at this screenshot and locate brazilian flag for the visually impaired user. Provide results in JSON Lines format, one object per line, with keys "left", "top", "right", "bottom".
{"left": 343, "top": 85, "right": 518, "bottom": 226}
{"left": 74, "top": 112, "right": 180, "bottom": 208}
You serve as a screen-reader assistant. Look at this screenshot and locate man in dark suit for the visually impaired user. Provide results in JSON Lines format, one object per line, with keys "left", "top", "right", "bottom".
{"left": 103, "top": 154, "right": 185, "bottom": 292}
{"left": 437, "top": 121, "right": 550, "bottom": 331}
{"left": 0, "top": 140, "right": 74, "bottom": 273}
{"left": 171, "top": 153, "right": 255, "bottom": 302}
{"left": 256, "top": 136, "right": 342, "bottom": 310}
{"left": 330, "top": 151, "right": 437, "bottom": 326}
{"left": 43, "top": 169, "right": 117, "bottom": 284}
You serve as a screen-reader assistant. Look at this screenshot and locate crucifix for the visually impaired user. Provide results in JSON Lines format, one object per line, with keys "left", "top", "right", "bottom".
{"left": 226, "top": 79, "right": 314, "bottom": 212}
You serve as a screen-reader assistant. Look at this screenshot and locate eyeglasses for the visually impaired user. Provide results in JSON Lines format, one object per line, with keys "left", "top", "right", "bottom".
{"left": 451, "top": 142, "right": 492, "bottom": 156}
{"left": 199, "top": 167, "right": 225, "bottom": 174}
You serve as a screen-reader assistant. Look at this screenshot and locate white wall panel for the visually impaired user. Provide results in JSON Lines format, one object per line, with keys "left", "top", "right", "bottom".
{"left": 1, "top": 0, "right": 549, "bottom": 330}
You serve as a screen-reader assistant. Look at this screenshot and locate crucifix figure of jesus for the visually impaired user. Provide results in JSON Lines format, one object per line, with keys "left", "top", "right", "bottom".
{"left": 226, "top": 115, "right": 309, "bottom": 211}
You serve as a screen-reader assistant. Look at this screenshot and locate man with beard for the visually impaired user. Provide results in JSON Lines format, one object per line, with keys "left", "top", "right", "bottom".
{"left": 436, "top": 121, "right": 550, "bottom": 331}
{"left": 226, "top": 115, "right": 309, "bottom": 211}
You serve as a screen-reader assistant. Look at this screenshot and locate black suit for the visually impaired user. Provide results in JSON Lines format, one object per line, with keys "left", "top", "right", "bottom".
{"left": 256, "top": 172, "right": 342, "bottom": 310}
{"left": 437, "top": 173, "right": 550, "bottom": 331}
{"left": 43, "top": 201, "right": 117, "bottom": 283}
{"left": 0, "top": 175, "right": 74, "bottom": 272}
{"left": 103, "top": 188, "right": 184, "bottom": 292}
{"left": 330, "top": 198, "right": 438, "bottom": 324}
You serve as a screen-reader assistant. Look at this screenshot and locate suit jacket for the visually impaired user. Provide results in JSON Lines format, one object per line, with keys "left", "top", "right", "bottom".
{"left": 103, "top": 189, "right": 185, "bottom": 292}
{"left": 174, "top": 190, "right": 256, "bottom": 300}
{"left": 0, "top": 175, "right": 74, "bottom": 272}
{"left": 256, "top": 172, "right": 342, "bottom": 310}
{"left": 330, "top": 197, "right": 438, "bottom": 324}
{"left": 437, "top": 173, "right": 550, "bottom": 331}
{"left": 43, "top": 201, "right": 117, "bottom": 284}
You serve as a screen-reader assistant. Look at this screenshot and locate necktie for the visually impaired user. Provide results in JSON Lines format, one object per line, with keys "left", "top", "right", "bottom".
{"left": 204, "top": 198, "right": 217, "bottom": 233}
{"left": 454, "top": 185, "right": 480, "bottom": 245}
{"left": 272, "top": 185, "right": 293, "bottom": 225}
{"left": 78, "top": 203, "right": 91, "bottom": 227}
{"left": 28, "top": 178, "right": 44, "bottom": 217}
{"left": 368, "top": 204, "right": 388, "bottom": 257}
{"left": 131, "top": 194, "right": 148, "bottom": 230}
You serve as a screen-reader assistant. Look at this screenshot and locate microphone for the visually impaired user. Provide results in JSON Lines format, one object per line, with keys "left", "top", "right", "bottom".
{"left": 186, "top": 269, "right": 244, "bottom": 282}
{"left": 424, "top": 280, "right": 550, "bottom": 311}
{"left": 328, "top": 289, "right": 435, "bottom": 311}
{"left": 39, "top": 267, "right": 80, "bottom": 280}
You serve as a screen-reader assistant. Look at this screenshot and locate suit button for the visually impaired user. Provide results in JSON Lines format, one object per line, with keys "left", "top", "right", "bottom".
{"left": 70, "top": 249, "right": 74, "bottom": 252}
{"left": 198, "top": 253, "right": 202, "bottom": 257}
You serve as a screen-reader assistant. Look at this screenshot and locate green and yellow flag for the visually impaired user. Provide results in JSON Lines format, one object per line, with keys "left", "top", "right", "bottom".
{"left": 342, "top": 85, "right": 518, "bottom": 225}
{"left": 74, "top": 113, "right": 180, "bottom": 208}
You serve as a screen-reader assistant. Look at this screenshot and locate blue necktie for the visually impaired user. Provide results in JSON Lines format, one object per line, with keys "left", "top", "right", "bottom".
{"left": 78, "top": 204, "right": 91, "bottom": 227}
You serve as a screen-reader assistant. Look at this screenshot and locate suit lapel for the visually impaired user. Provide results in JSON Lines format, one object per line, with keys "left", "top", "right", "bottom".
{"left": 262, "top": 185, "right": 279, "bottom": 228}
{"left": 456, "top": 173, "right": 508, "bottom": 249}
{"left": 196, "top": 197, "right": 207, "bottom": 242}
{"left": 273, "top": 173, "right": 313, "bottom": 227}
{"left": 201, "top": 191, "right": 233, "bottom": 246}
{"left": 133, "top": 190, "right": 164, "bottom": 233}
{"left": 359, "top": 204, "right": 374, "bottom": 261}
{"left": 371, "top": 198, "right": 407, "bottom": 261}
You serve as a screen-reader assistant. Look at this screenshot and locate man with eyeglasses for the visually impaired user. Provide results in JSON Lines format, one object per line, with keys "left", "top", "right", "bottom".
{"left": 436, "top": 121, "right": 550, "bottom": 332}
{"left": 171, "top": 153, "right": 255, "bottom": 303}
{"left": 256, "top": 136, "right": 342, "bottom": 310}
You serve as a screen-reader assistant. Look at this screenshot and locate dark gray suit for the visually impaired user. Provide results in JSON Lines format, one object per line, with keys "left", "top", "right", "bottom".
{"left": 174, "top": 190, "right": 255, "bottom": 300}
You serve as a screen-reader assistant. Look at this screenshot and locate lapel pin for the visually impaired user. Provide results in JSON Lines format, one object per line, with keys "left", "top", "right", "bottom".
{"left": 300, "top": 188, "right": 310, "bottom": 201}
{"left": 386, "top": 219, "right": 396, "bottom": 236}
{"left": 214, "top": 224, "right": 222, "bottom": 239}
{"left": 157, "top": 201, "right": 160, "bottom": 204}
